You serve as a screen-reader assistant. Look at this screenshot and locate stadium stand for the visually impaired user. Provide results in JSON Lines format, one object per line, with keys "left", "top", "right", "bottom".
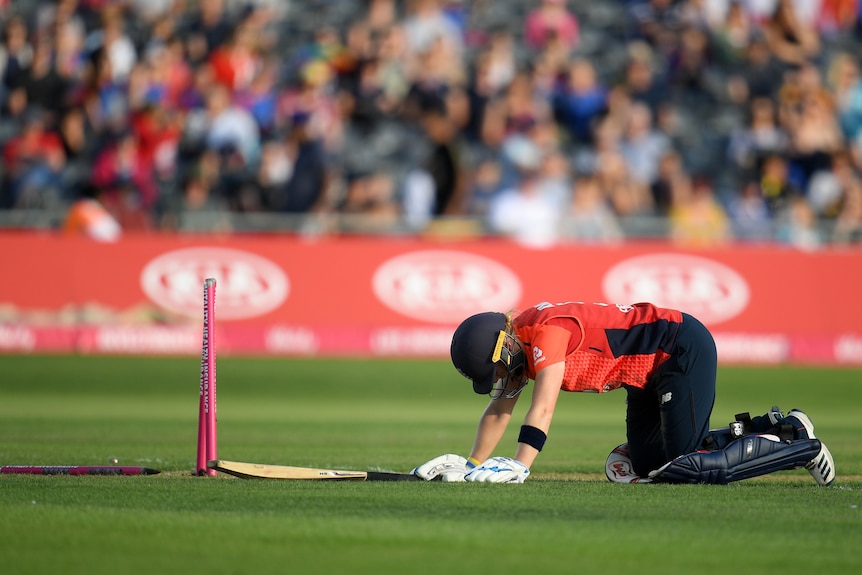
{"left": 1, "top": 0, "right": 861, "bottom": 246}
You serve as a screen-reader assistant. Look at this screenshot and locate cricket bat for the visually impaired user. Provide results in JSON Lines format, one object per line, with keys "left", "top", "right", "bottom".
{"left": 207, "top": 459, "right": 424, "bottom": 481}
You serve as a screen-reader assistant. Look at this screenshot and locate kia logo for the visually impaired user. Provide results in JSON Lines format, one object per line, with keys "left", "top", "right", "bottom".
{"left": 373, "top": 250, "right": 522, "bottom": 323}
{"left": 602, "top": 253, "right": 749, "bottom": 325}
{"left": 141, "top": 247, "right": 289, "bottom": 320}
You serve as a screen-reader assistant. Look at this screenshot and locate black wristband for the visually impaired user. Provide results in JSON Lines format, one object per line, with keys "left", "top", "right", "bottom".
{"left": 518, "top": 425, "right": 547, "bottom": 452}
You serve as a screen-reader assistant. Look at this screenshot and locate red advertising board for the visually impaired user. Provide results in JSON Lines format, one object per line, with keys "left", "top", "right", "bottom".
{"left": 1, "top": 232, "right": 861, "bottom": 364}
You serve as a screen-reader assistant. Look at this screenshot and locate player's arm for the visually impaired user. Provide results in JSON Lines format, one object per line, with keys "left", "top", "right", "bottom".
{"left": 514, "top": 361, "right": 564, "bottom": 469}
{"left": 414, "top": 395, "right": 519, "bottom": 481}
{"left": 468, "top": 394, "right": 519, "bottom": 464}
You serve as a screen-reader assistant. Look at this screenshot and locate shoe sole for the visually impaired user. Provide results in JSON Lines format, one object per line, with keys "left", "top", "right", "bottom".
{"left": 805, "top": 440, "right": 836, "bottom": 486}
{"left": 787, "top": 409, "right": 815, "bottom": 439}
{"left": 788, "top": 410, "right": 835, "bottom": 486}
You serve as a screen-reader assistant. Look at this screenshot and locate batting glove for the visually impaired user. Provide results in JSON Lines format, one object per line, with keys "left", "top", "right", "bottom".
{"left": 412, "top": 454, "right": 473, "bottom": 481}
{"left": 465, "top": 456, "right": 530, "bottom": 483}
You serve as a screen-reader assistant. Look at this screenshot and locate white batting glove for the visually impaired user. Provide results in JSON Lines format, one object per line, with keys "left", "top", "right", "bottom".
{"left": 465, "top": 456, "right": 530, "bottom": 483}
{"left": 412, "top": 454, "right": 471, "bottom": 481}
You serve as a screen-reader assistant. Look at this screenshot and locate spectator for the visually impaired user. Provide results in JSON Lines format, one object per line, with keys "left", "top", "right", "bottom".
{"left": 552, "top": 58, "right": 608, "bottom": 145}
{"left": 403, "top": 33, "right": 467, "bottom": 125}
{"left": 50, "top": 7, "right": 88, "bottom": 89}
{"left": 58, "top": 106, "right": 98, "bottom": 193}
{"left": 177, "top": 58, "right": 215, "bottom": 111}
{"left": 487, "top": 138, "right": 561, "bottom": 249}
{"left": 182, "top": 0, "right": 234, "bottom": 65}
{"left": 781, "top": 64, "right": 844, "bottom": 181}
{"left": 208, "top": 20, "right": 260, "bottom": 92}
{"left": 1, "top": 108, "right": 66, "bottom": 208}
{"left": 254, "top": 137, "right": 292, "bottom": 211}
{"left": 125, "top": 62, "right": 159, "bottom": 112}
{"left": 725, "top": 33, "right": 785, "bottom": 104}
{"left": 372, "top": 24, "right": 412, "bottom": 114}
{"left": 364, "top": 0, "right": 399, "bottom": 34}
{"left": 817, "top": 0, "right": 860, "bottom": 36}
{"left": 619, "top": 101, "right": 671, "bottom": 188}
{"left": 280, "top": 112, "right": 330, "bottom": 214}
{"left": 0, "top": 15, "right": 33, "bottom": 93}
{"left": 667, "top": 24, "right": 722, "bottom": 106}
{"left": 828, "top": 52, "right": 862, "bottom": 143}
{"left": 481, "top": 29, "right": 517, "bottom": 95}
{"left": 82, "top": 46, "right": 129, "bottom": 135}
{"left": 807, "top": 150, "right": 859, "bottom": 217}
{"left": 63, "top": 184, "right": 122, "bottom": 241}
{"left": 727, "top": 179, "right": 774, "bottom": 242}
{"left": 628, "top": 0, "right": 685, "bottom": 58}
{"left": 144, "top": 35, "right": 193, "bottom": 110}
{"left": 583, "top": 116, "right": 652, "bottom": 217}
{"left": 402, "top": 168, "right": 436, "bottom": 231}
{"left": 160, "top": 166, "right": 232, "bottom": 232}
{"left": 85, "top": 5, "right": 137, "bottom": 83}
{"left": 563, "top": 173, "right": 624, "bottom": 243}
{"left": 280, "top": 59, "right": 343, "bottom": 154}
{"left": 192, "top": 81, "right": 260, "bottom": 166}
{"left": 493, "top": 69, "right": 552, "bottom": 139}
{"left": 775, "top": 195, "right": 822, "bottom": 250}
{"left": 832, "top": 177, "right": 862, "bottom": 244}
{"left": 762, "top": 0, "right": 821, "bottom": 68}
{"left": 18, "top": 39, "right": 70, "bottom": 118}
{"left": 402, "top": 0, "right": 464, "bottom": 57}
{"left": 619, "top": 42, "right": 668, "bottom": 115}
{"left": 711, "top": 0, "right": 756, "bottom": 67}
{"left": 464, "top": 155, "right": 504, "bottom": 217}
{"left": 418, "top": 98, "right": 470, "bottom": 216}
{"left": 651, "top": 149, "right": 691, "bottom": 216}
{"left": 524, "top": 0, "right": 580, "bottom": 54}
{"left": 669, "top": 175, "right": 731, "bottom": 246}
{"left": 727, "top": 96, "right": 789, "bottom": 174}
{"left": 90, "top": 130, "right": 158, "bottom": 227}
{"left": 756, "top": 154, "right": 800, "bottom": 215}
{"left": 463, "top": 47, "right": 499, "bottom": 146}
{"left": 235, "top": 58, "right": 279, "bottom": 137}
{"left": 344, "top": 57, "right": 391, "bottom": 134}
{"left": 337, "top": 170, "right": 400, "bottom": 232}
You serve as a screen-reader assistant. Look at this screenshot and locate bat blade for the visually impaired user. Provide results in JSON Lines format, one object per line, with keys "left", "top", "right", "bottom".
{"left": 207, "top": 459, "right": 421, "bottom": 481}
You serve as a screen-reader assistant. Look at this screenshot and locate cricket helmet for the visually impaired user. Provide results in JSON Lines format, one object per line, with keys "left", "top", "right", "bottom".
{"left": 450, "top": 312, "right": 526, "bottom": 398}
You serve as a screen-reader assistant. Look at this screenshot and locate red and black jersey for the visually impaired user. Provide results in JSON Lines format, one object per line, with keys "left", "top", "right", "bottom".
{"left": 513, "top": 301, "right": 683, "bottom": 392}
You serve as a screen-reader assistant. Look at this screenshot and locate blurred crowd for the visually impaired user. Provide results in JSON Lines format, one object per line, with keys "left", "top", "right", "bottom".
{"left": 2, "top": 0, "right": 862, "bottom": 247}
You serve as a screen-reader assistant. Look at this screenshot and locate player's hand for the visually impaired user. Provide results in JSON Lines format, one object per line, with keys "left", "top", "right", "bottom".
{"left": 464, "top": 456, "right": 530, "bottom": 483}
{"left": 412, "top": 454, "right": 472, "bottom": 481}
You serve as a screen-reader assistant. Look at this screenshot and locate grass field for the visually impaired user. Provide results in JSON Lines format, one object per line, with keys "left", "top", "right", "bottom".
{"left": 1, "top": 355, "right": 860, "bottom": 575}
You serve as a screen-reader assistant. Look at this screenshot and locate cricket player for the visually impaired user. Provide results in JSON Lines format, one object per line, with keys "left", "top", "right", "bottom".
{"left": 413, "top": 301, "right": 835, "bottom": 485}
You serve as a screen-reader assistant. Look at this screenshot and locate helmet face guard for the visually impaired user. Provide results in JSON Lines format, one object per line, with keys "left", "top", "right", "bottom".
{"left": 488, "top": 330, "right": 528, "bottom": 400}
{"left": 450, "top": 312, "right": 529, "bottom": 399}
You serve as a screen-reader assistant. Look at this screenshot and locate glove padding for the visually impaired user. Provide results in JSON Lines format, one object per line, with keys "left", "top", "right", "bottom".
{"left": 412, "top": 454, "right": 471, "bottom": 481}
{"left": 465, "top": 456, "right": 530, "bottom": 483}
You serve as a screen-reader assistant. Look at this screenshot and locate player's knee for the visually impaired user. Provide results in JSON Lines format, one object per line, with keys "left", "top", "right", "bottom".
{"left": 629, "top": 448, "right": 666, "bottom": 478}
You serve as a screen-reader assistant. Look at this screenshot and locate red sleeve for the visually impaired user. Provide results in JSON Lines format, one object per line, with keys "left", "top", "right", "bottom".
{"left": 519, "top": 323, "right": 576, "bottom": 376}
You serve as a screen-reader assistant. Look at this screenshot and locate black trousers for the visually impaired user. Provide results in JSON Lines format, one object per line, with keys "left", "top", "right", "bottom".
{"left": 625, "top": 313, "right": 717, "bottom": 477}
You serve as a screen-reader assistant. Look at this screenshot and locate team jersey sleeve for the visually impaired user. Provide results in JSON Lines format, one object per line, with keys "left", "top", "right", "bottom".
{"left": 526, "top": 324, "right": 574, "bottom": 375}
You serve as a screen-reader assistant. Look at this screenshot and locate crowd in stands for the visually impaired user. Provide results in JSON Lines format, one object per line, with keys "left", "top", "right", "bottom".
{"left": 2, "top": 0, "right": 862, "bottom": 248}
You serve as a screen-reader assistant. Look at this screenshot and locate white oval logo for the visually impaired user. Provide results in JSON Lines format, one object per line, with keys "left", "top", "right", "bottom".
{"left": 373, "top": 250, "right": 522, "bottom": 323}
{"left": 602, "top": 253, "right": 749, "bottom": 325}
{"left": 141, "top": 247, "right": 289, "bottom": 320}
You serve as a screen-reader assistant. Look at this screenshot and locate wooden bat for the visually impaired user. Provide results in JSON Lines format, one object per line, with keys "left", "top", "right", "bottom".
{"left": 207, "top": 459, "right": 424, "bottom": 481}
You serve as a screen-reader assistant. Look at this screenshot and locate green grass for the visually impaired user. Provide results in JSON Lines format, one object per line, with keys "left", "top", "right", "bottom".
{"left": 1, "top": 355, "right": 860, "bottom": 575}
